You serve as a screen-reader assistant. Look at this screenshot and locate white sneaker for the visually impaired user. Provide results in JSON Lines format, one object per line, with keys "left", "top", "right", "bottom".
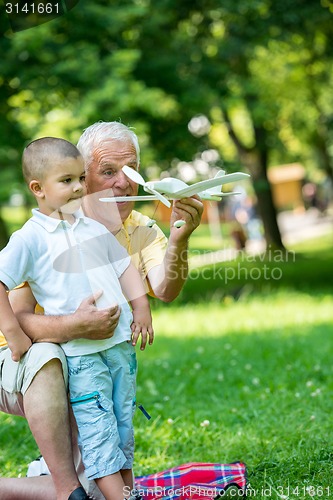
{"left": 26, "top": 455, "right": 51, "bottom": 476}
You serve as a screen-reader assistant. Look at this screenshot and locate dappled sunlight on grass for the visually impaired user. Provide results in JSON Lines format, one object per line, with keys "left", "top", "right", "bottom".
{"left": 1, "top": 234, "right": 332, "bottom": 494}
{"left": 2, "top": 289, "right": 333, "bottom": 492}
{"left": 170, "top": 239, "right": 333, "bottom": 305}
{"left": 290, "top": 232, "right": 333, "bottom": 254}
{"left": 0, "top": 414, "right": 35, "bottom": 477}
{"left": 151, "top": 292, "right": 333, "bottom": 338}
{"left": 135, "top": 289, "right": 333, "bottom": 490}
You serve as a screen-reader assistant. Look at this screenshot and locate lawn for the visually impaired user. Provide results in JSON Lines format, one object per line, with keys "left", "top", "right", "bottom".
{"left": 0, "top": 218, "right": 332, "bottom": 498}
{"left": 136, "top": 291, "right": 333, "bottom": 495}
{"left": 3, "top": 289, "right": 332, "bottom": 498}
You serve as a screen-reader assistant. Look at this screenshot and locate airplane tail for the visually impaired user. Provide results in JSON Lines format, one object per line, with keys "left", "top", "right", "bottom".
{"left": 205, "top": 170, "right": 226, "bottom": 195}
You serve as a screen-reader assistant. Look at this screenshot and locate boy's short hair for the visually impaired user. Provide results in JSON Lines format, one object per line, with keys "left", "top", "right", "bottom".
{"left": 22, "top": 137, "right": 81, "bottom": 184}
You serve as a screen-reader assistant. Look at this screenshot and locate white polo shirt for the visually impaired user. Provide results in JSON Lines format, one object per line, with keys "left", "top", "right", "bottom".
{"left": 0, "top": 209, "right": 133, "bottom": 356}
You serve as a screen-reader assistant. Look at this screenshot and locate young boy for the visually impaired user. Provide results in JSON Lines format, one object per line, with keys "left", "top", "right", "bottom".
{"left": 0, "top": 137, "right": 153, "bottom": 500}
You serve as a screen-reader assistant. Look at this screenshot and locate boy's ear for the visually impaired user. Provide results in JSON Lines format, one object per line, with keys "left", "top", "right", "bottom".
{"left": 29, "top": 180, "right": 44, "bottom": 198}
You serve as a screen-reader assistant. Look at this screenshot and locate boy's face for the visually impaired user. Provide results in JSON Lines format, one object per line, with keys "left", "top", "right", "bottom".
{"left": 38, "top": 155, "right": 86, "bottom": 216}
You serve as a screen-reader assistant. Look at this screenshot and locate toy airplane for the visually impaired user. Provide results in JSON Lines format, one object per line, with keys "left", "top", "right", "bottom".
{"left": 100, "top": 165, "right": 250, "bottom": 209}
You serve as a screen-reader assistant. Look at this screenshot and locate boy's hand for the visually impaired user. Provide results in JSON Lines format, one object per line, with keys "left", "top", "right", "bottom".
{"left": 7, "top": 330, "right": 32, "bottom": 362}
{"left": 131, "top": 305, "right": 154, "bottom": 350}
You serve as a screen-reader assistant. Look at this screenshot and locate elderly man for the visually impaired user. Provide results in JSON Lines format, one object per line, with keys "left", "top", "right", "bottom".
{"left": 0, "top": 122, "right": 203, "bottom": 499}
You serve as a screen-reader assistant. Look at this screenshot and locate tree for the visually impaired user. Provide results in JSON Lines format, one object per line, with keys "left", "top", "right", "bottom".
{"left": 130, "top": 0, "right": 333, "bottom": 248}
{"left": 0, "top": 0, "right": 178, "bottom": 244}
{"left": 0, "top": 0, "right": 332, "bottom": 249}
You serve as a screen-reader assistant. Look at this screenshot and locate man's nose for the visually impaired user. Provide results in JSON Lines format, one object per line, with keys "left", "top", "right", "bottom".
{"left": 114, "top": 170, "right": 130, "bottom": 189}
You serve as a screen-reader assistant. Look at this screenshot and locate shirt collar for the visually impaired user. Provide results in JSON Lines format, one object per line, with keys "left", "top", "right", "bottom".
{"left": 31, "top": 208, "right": 88, "bottom": 232}
{"left": 122, "top": 210, "right": 141, "bottom": 235}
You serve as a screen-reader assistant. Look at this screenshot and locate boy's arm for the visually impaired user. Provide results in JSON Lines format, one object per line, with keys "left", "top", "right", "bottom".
{"left": 0, "top": 282, "right": 32, "bottom": 361}
{"left": 9, "top": 285, "right": 121, "bottom": 343}
{"left": 118, "top": 263, "right": 154, "bottom": 350}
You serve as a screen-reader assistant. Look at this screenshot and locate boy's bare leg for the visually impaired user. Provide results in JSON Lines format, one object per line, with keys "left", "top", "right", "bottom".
{"left": 96, "top": 472, "right": 128, "bottom": 500}
{"left": 120, "top": 469, "right": 134, "bottom": 492}
{"left": 0, "top": 476, "right": 56, "bottom": 500}
{"left": 23, "top": 359, "right": 82, "bottom": 500}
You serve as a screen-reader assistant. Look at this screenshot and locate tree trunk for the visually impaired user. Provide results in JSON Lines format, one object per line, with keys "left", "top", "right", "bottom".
{"left": 252, "top": 175, "right": 284, "bottom": 249}
{"left": 223, "top": 109, "right": 285, "bottom": 249}
{"left": 242, "top": 150, "right": 285, "bottom": 249}
{"left": 314, "top": 122, "right": 333, "bottom": 181}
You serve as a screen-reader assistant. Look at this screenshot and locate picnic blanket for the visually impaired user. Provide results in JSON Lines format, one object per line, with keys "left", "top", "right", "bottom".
{"left": 134, "top": 462, "right": 247, "bottom": 499}
{"left": 27, "top": 457, "right": 247, "bottom": 498}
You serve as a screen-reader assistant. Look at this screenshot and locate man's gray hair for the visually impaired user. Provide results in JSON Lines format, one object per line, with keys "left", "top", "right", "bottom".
{"left": 77, "top": 121, "right": 140, "bottom": 169}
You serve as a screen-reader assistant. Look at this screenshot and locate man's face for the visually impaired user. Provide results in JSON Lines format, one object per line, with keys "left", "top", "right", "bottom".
{"left": 85, "top": 139, "right": 139, "bottom": 223}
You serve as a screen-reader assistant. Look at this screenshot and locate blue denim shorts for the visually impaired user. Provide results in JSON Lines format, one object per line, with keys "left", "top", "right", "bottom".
{"left": 67, "top": 341, "right": 137, "bottom": 480}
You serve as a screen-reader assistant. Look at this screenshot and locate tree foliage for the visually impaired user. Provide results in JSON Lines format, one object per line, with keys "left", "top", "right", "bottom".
{"left": 0, "top": 0, "right": 332, "bottom": 247}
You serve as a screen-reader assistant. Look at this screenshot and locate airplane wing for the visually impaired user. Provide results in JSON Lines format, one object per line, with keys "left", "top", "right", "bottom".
{"left": 172, "top": 172, "right": 250, "bottom": 198}
{"left": 99, "top": 192, "right": 242, "bottom": 203}
{"left": 121, "top": 165, "right": 171, "bottom": 207}
{"left": 99, "top": 195, "right": 159, "bottom": 203}
{"left": 200, "top": 192, "right": 242, "bottom": 201}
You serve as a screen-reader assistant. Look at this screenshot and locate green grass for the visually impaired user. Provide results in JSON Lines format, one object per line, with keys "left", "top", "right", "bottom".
{"left": 3, "top": 289, "right": 332, "bottom": 496}
{"left": 0, "top": 216, "right": 333, "bottom": 496}
{"left": 157, "top": 219, "right": 235, "bottom": 254}
{"left": 135, "top": 291, "right": 333, "bottom": 497}
{"left": 167, "top": 234, "right": 333, "bottom": 306}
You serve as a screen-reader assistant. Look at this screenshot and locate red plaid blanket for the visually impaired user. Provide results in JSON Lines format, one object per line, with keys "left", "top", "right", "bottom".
{"left": 135, "top": 462, "right": 247, "bottom": 499}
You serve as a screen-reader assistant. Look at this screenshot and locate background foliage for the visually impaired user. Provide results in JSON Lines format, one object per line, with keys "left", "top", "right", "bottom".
{"left": 0, "top": 0, "right": 332, "bottom": 246}
{"left": 0, "top": 2, "right": 333, "bottom": 494}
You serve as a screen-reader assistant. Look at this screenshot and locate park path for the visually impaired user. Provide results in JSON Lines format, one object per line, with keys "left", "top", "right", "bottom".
{"left": 189, "top": 208, "right": 333, "bottom": 269}
{"left": 278, "top": 207, "right": 333, "bottom": 245}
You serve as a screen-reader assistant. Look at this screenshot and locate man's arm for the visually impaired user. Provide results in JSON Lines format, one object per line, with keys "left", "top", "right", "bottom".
{"left": 148, "top": 196, "right": 203, "bottom": 302}
{"left": 9, "top": 285, "right": 120, "bottom": 344}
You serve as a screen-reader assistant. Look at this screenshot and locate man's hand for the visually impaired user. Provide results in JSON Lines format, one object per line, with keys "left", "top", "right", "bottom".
{"left": 9, "top": 285, "right": 121, "bottom": 344}
{"left": 74, "top": 291, "right": 121, "bottom": 340}
{"left": 170, "top": 195, "right": 203, "bottom": 242}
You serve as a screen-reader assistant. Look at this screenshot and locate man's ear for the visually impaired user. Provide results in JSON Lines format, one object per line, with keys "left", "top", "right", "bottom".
{"left": 29, "top": 179, "right": 44, "bottom": 199}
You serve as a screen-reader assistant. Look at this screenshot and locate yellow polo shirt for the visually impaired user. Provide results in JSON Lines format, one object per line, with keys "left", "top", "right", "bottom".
{"left": 0, "top": 210, "right": 168, "bottom": 348}
{"left": 116, "top": 210, "right": 167, "bottom": 295}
